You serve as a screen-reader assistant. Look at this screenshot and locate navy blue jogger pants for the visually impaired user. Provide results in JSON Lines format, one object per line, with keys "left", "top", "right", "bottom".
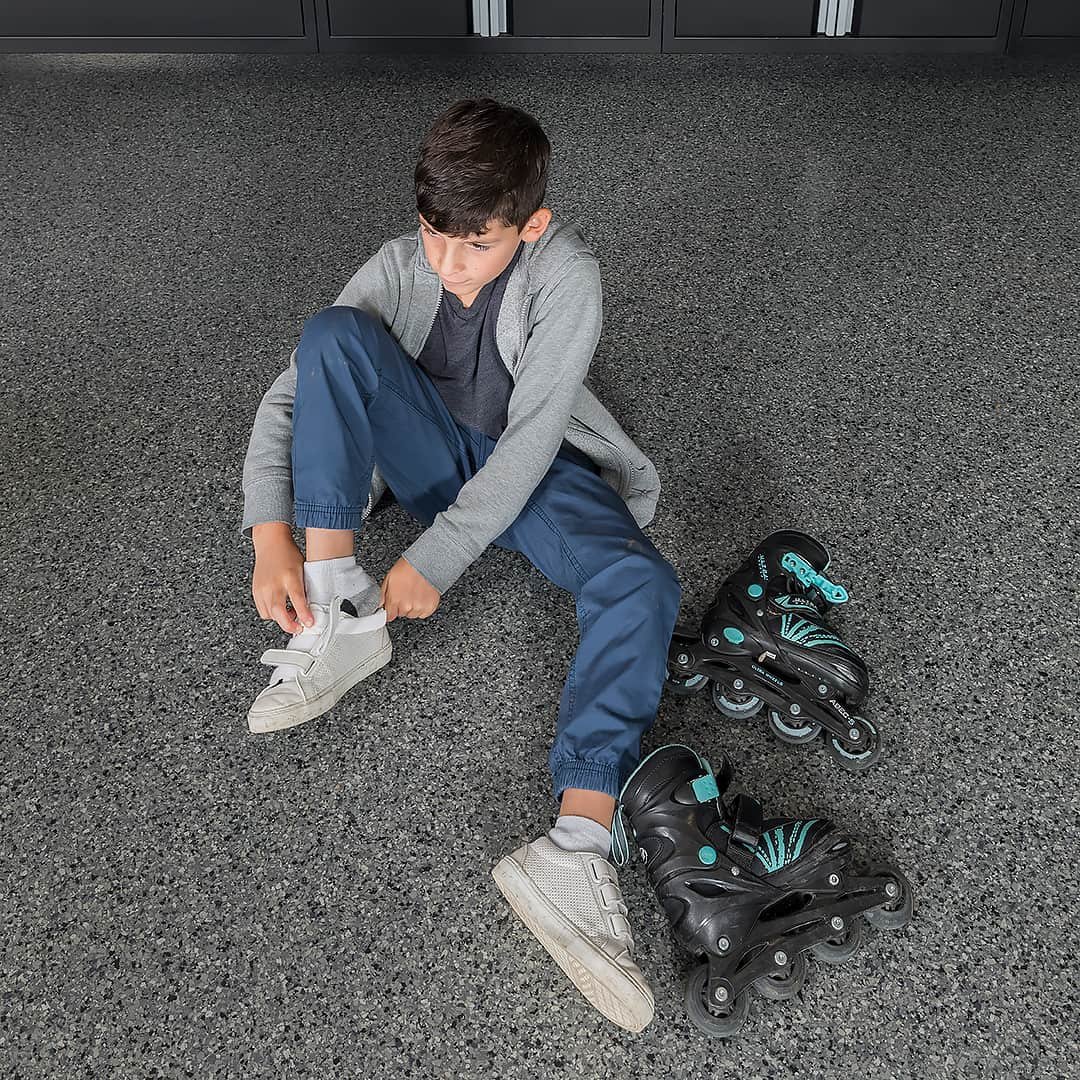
{"left": 290, "top": 305, "right": 682, "bottom": 805}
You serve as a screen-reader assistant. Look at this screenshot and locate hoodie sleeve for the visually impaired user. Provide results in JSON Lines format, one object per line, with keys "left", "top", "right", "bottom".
{"left": 401, "top": 256, "right": 603, "bottom": 595}
{"left": 238, "top": 244, "right": 400, "bottom": 540}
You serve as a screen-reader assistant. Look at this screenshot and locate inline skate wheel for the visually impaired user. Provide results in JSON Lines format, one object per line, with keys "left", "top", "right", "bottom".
{"left": 712, "top": 682, "right": 765, "bottom": 720}
{"left": 685, "top": 963, "right": 751, "bottom": 1038}
{"left": 826, "top": 716, "right": 882, "bottom": 771}
{"left": 861, "top": 864, "right": 914, "bottom": 931}
{"left": 664, "top": 670, "right": 711, "bottom": 696}
{"left": 811, "top": 915, "right": 865, "bottom": 964}
{"left": 752, "top": 952, "right": 808, "bottom": 1001}
{"left": 768, "top": 708, "right": 823, "bottom": 745}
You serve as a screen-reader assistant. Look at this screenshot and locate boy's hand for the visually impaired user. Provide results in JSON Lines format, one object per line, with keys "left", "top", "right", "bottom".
{"left": 380, "top": 557, "right": 441, "bottom": 621}
{"left": 251, "top": 525, "right": 314, "bottom": 634}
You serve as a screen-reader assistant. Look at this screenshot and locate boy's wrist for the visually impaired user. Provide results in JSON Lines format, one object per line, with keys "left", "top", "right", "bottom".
{"left": 252, "top": 520, "right": 293, "bottom": 551}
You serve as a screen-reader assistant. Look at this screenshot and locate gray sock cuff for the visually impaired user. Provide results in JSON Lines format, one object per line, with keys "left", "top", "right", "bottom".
{"left": 548, "top": 814, "right": 613, "bottom": 860}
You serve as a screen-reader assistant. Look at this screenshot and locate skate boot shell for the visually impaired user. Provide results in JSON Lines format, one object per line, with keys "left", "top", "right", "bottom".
{"left": 612, "top": 743, "right": 913, "bottom": 1038}
{"left": 665, "top": 530, "right": 881, "bottom": 770}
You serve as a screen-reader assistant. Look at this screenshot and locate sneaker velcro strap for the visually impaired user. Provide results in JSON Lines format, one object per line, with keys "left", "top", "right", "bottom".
{"left": 598, "top": 882, "right": 623, "bottom": 907}
{"left": 259, "top": 648, "right": 316, "bottom": 674}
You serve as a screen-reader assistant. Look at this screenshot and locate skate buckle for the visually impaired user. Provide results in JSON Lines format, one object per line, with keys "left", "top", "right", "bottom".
{"left": 781, "top": 551, "right": 849, "bottom": 605}
{"left": 691, "top": 773, "right": 720, "bottom": 802}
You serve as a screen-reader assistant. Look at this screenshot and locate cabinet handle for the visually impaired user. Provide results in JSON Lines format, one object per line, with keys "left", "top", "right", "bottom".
{"left": 818, "top": 0, "right": 854, "bottom": 36}
{"left": 839, "top": 0, "right": 854, "bottom": 34}
{"left": 472, "top": 0, "right": 506, "bottom": 36}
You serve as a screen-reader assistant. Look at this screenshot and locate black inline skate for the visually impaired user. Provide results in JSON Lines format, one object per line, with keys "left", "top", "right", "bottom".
{"left": 665, "top": 530, "right": 881, "bottom": 770}
{"left": 612, "top": 743, "right": 913, "bottom": 1038}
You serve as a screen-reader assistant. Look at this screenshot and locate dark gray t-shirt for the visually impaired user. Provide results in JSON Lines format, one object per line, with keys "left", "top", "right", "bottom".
{"left": 415, "top": 239, "right": 598, "bottom": 473}
{"left": 416, "top": 241, "right": 523, "bottom": 440}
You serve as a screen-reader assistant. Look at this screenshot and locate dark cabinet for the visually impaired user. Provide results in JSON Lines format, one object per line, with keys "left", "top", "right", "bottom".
{"left": 675, "top": 1, "right": 815, "bottom": 38}
{"left": 512, "top": 0, "right": 651, "bottom": 38}
{"left": 666, "top": 0, "right": 1011, "bottom": 51}
{"left": 0, "top": 0, "right": 303, "bottom": 37}
{"left": 857, "top": 0, "right": 1003, "bottom": 37}
{"left": 1023, "top": 0, "right": 1080, "bottom": 35}
{"left": 324, "top": 0, "right": 656, "bottom": 45}
{"left": 328, "top": 0, "right": 468, "bottom": 37}
{"left": 0, "top": 0, "right": 1073, "bottom": 54}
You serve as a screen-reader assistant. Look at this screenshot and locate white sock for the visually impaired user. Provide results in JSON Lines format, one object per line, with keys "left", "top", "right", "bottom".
{"left": 548, "top": 815, "right": 613, "bottom": 860}
{"left": 302, "top": 555, "right": 379, "bottom": 611}
{"left": 267, "top": 557, "right": 379, "bottom": 685}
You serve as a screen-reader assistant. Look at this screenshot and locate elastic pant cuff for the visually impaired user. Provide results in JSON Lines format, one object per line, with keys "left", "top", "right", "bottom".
{"left": 552, "top": 759, "right": 622, "bottom": 804}
{"left": 294, "top": 501, "right": 365, "bottom": 531}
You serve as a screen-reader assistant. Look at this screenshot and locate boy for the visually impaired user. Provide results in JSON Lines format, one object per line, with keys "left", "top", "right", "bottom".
{"left": 240, "top": 97, "right": 681, "bottom": 1033}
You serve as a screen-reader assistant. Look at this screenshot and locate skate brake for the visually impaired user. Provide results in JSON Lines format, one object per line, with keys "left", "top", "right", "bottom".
{"left": 781, "top": 551, "right": 849, "bottom": 605}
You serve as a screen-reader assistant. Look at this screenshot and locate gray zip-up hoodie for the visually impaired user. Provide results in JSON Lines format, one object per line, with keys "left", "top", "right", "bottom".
{"left": 240, "top": 213, "right": 662, "bottom": 595}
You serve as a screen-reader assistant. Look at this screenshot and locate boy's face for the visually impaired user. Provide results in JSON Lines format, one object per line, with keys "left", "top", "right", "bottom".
{"left": 418, "top": 208, "right": 552, "bottom": 302}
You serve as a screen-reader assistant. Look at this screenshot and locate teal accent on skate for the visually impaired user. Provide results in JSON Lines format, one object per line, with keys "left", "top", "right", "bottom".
{"left": 792, "top": 819, "right": 816, "bottom": 860}
{"left": 691, "top": 773, "right": 719, "bottom": 802}
{"left": 755, "top": 820, "right": 821, "bottom": 873}
{"left": 779, "top": 614, "right": 844, "bottom": 649}
{"left": 774, "top": 594, "right": 819, "bottom": 613}
{"left": 723, "top": 626, "right": 745, "bottom": 644}
{"left": 748, "top": 583, "right": 763, "bottom": 598}
{"left": 698, "top": 845, "right": 718, "bottom": 865}
{"left": 781, "top": 551, "right": 849, "bottom": 604}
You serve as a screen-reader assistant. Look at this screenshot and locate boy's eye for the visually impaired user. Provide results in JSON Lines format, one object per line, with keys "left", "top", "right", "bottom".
{"left": 422, "top": 224, "right": 489, "bottom": 251}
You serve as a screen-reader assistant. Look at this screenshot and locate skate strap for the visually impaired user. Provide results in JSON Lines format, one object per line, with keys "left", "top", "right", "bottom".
{"left": 728, "top": 794, "right": 763, "bottom": 851}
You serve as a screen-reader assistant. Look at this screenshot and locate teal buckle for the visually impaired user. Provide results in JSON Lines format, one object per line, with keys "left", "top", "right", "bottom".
{"left": 691, "top": 772, "right": 719, "bottom": 802}
{"left": 781, "top": 551, "right": 849, "bottom": 605}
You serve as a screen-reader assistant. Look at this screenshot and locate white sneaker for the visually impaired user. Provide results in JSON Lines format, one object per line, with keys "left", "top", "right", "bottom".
{"left": 246, "top": 593, "right": 392, "bottom": 734}
{"left": 491, "top": 835, "right": 654, "bottom": 1032}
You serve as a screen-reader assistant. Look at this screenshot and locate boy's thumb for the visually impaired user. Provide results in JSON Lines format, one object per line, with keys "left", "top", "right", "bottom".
{"left": 294, "top": 589, "right": 314, "bottom": 627}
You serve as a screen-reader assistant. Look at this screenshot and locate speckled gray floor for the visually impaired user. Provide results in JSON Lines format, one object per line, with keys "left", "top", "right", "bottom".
{"left": 2, "top": 48, "right": 1078, "bottom": 1079}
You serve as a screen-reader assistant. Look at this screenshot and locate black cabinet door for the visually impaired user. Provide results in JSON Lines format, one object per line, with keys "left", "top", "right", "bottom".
{"left": 675, "top": 0, "right": 815, "bottom": 37}
{"left": 0, "top": 0, "right": 303, "bottom": 36}
{"left": 329, "top": 0, "right": 650, "bottom": 39}
{"left": 328, "top": 1, "right": 469, "bottom": 37}
{"left": 1023, "top": 0, "right": 1080, "bottom": 35}
{"left": 857, "top": 0, "right": 1003, "bottom": 37}
{"left": 513, "top": 0, "right": 651, "bottom": 37}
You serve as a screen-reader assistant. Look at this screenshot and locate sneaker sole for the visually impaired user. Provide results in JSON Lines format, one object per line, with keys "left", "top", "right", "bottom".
{"left": 491, "top": 852, "right": 654, "bottom": 1033}
{"left": 247, "top": 638, "right": 392, "bottom": 734}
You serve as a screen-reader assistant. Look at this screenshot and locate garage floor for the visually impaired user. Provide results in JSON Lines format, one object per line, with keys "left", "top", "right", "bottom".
{"left": 2, "top": 50, "right": 1078, "bottom": 1079}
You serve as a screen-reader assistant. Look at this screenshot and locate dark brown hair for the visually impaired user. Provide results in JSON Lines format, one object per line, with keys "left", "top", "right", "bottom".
{"left": 414, "top": 97, "right": 550, "bottom": 238}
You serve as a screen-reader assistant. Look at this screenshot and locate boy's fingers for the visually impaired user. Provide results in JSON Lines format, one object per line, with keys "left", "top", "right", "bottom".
{"left": 269, "top": 601, "right": 300, "bottom": 634}
{"left": 290, "top": 578, "right": 314, "bottom": 628}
